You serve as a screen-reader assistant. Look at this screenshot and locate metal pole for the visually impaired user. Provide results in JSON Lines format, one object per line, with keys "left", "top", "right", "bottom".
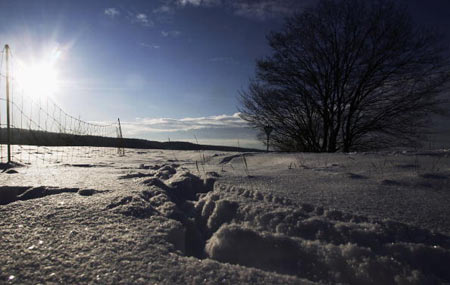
{"left": 5, "top": 44, "right": 11, "bottom": 163}
{"left": 266, "top": 135, "right": 269, "bottom": 152}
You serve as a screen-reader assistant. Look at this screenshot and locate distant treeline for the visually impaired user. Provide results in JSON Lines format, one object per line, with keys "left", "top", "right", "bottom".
{"left": 0, "top": 128, "right": 260, "bottom": 152}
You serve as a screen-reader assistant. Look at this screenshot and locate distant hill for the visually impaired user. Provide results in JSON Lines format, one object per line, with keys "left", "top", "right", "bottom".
{"left": 0, "top": 128, "right": 261, "bottom": 152}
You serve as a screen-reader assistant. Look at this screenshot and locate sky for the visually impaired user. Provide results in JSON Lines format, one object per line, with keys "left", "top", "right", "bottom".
{"left": 0, "top": 0, "right": 449, "bottom": 149}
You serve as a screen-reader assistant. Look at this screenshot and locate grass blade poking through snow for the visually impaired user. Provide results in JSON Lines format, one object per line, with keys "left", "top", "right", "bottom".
{"left": 242, "top": 153, "right": 250, "bottom": 177}
{"left": 237, "top": 140, "right": 250, "bottom": 177}
{"left": 194, "top": 134, "right": 206, "bottom": 175}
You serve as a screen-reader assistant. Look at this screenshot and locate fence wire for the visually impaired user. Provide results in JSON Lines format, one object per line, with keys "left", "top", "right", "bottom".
{"left": 0, "top": 45, "right": 124, "bottom": 165}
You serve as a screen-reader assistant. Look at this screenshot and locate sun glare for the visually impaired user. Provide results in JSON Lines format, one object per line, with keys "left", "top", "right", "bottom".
{"left": 19, "top": 62, "right": 59, "bottom": 97}
{"left": 16, "top": 46, "right": 62, "bottom": 98}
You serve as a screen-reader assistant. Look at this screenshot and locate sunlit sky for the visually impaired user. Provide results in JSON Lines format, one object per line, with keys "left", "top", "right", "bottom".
{"left": 0, "top": 0, "right": 449, "bottom": 148}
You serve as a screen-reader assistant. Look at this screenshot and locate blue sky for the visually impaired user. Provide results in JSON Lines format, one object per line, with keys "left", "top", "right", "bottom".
{"left": 0, "top": 0, "right": 449, "bottom": 148}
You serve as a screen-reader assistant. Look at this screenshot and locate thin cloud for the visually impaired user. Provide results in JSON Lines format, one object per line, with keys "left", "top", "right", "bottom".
{"left": 104, "top": 8, "right": 120, "bottom": 18}
{"left": 99, "top": 112, "right": 260, "bottom": 148}
{"left": 153, "top": 5, "right": 174, "bottom": 14}
{"left": 178, "top": 0, "right": 201, "bottom": 5}
{"left": 231, "top": 1, "right": 300, "bottom": 19}
{"left": 140, "top": 43, "right": 161, "bottom": 49}
{"left": 160, "top": 0, "right": 310, "bottom": 20}
{"left": 228, "top": 0, "right": 317, "bottom": 20}
{"left": 161, "top": 30, "right": 181, "bottom": 37}
{"left": 124, "top": 113, "right": 247, "bottom": 133}
{"left": 135, "top": 13, "right": 153, "bottom": 27}
{"left": 177, "top": 0, "right": 221, "bottom": 7}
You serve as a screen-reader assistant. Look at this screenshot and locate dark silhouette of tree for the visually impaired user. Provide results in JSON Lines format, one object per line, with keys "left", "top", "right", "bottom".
{"left": 240, "top": 0, "right": 450, "bottom": 152}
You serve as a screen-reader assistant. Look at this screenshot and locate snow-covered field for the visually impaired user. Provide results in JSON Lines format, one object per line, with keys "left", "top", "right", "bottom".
{"left": 1, "top": 147, "right": 450, "bottom": 284}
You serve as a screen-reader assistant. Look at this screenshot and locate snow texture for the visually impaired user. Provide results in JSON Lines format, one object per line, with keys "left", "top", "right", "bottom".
{"left": 1, "top": 147, "right": 450, "bottom": 284}
{"left": 201, "top": 185, "right": 450, "bottom": 284}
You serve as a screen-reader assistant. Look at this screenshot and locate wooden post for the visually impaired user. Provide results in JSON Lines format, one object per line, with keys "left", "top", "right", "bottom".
{"left": 5, "top": 44, "right": 11, "bottom": 163}
{"left": 117, "top": 118, "right": 124, "bottom": 156}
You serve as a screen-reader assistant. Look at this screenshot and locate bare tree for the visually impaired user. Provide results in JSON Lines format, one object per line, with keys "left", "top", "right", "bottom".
{"left": 240, "top": 0, "right": 450, "bottom": 152}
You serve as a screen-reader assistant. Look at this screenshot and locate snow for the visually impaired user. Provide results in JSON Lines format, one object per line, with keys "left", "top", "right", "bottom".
{"left": 1, "top": 147, "right": 450, "bottom": 284}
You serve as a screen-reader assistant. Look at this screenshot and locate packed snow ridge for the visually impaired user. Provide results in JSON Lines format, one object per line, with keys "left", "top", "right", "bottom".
{"left": 108, "top": 163, "right": 450, "bottom": 284}
{"left": 0, "top": 186, "right": 103, "bottom": 205}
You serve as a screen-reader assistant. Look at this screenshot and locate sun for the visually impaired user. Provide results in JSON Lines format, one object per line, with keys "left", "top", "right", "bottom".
{"left": 18, "top": 61, "right": 59, "bottom": 98}
{"left": 15, "top": 44, "right": 63, "bottom": 98}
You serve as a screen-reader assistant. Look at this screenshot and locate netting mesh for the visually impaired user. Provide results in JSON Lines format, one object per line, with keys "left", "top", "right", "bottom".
{"left": 0, "top": 46, "right": 124, "bottom": 165}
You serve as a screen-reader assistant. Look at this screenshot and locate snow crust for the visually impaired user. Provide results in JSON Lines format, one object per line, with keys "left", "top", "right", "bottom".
{"left": 201, "top": 185, "right": 450, "bottom": 284}
{"left": 1, "top": 147, "right": 450, "bottom": 284}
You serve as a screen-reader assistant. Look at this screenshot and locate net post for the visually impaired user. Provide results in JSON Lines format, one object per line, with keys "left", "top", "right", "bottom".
{"left": 117, "top": 118, "right": 124, "bottom": 156}
{"left": 5, "top": 44, "right": 11, "bottom": 163}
